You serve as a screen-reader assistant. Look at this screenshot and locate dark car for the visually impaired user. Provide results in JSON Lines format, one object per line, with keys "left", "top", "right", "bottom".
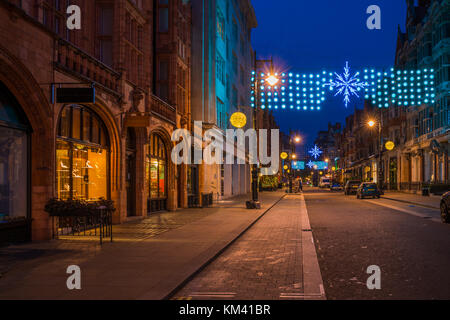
{"left": 330, "top": 182, "right": 343, "bottom": 191}
{"left": 357, "top": 182, "right": 381, "bottom": 199}
{"left": 344, "top": 180, "right": 361, "bottom": 195}
{"left": 441, "top": 191, "right": 450, "bottom": 224}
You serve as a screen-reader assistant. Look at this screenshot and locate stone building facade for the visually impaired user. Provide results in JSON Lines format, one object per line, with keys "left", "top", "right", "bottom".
{"left": 394, "top": 0, "right": 449, "bottom": 192}
{"left": 0, "top": 0, "right": 191, "bottom": 243}
{"left": 333, "top": 0, "right": 449, "bottom": 193}
{"left": 191, "top": 0, "right": 257, "bottom": 201}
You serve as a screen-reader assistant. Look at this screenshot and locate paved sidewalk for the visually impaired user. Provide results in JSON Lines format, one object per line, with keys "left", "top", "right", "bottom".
{"left": 0, "top": 192, "right": 284, "bottom": 300}
{"left": 173, "top": 194, "right": 325, "bottom": 300}
{"left": 382, "top": 192, "right": 442, "bottom": 210}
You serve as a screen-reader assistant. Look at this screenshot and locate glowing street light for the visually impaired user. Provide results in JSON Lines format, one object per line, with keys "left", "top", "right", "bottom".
{"left": 294, "top": 136, "right": 301, "bottom": 144}
{"left": 266, "top": 74, "right": 279, "bottom": 86}
{"left": 367, "top": 114, "right": 383, "bottom": 190}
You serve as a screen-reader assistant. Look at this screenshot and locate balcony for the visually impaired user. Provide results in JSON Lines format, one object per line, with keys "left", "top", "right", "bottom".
{"left": 151, "top": 94, "right": 177, "bottom": 125}
{"left": 55, "top": 39, "right": 121, "bottom": 97}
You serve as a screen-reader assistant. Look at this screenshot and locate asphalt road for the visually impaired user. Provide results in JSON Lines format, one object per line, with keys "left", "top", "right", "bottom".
{"left": 305, "top": 188, "right": 450, "bottom": 300}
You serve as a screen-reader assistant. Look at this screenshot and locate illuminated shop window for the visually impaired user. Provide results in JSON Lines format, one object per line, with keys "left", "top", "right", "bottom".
{"left": 56, "top": 105, "right": 110, "bottom": 201}
{"left": 147, "top": 133, "right": 167, "bottom": 212}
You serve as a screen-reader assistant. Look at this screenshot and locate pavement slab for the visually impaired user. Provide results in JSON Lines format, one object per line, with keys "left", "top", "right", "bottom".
{"left": 173, "top": 194, "right": 325, "bottom": 300}
{"left": 381, "top": 192, "right": 442, "bottom": 210}
{"left": 0, "top": 192, "right": 284, "bottom": 300}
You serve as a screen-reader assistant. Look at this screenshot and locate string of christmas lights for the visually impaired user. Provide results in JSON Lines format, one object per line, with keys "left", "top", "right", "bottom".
{"left": 251, "top": 62, "right": 436, "bottom": 110}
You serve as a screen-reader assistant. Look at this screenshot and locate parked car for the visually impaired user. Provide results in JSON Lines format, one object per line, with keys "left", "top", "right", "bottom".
{"left": 319, "top": 177, "right": 331, "bottom": 189}
{"left": 441, "top": 191, "right": 450, "bottom": 224}
{"left": 357, "top": 182, "right": 381, "bottom": 199}
{"left": 344, "top": 180, "right": 361, "bottom": 195}
{"left": 330, "top": 183, "right": 343, "bottom": 191}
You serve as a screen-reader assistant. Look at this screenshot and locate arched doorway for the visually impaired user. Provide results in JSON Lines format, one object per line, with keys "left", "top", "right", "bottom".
{"left": 0, "top": 81, "right": 31, "bottom": 241}
{"left": 126, "top": 128, "right": 137, "bottom": 217}
{"left": 147, "top": 133, "right": 167, "bottom": 213}
{"left": 56, "top": 105, "right": 110, "bottom": 201}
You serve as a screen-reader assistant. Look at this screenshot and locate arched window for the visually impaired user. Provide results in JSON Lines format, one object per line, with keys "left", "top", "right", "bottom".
{"left": 56, "top": 105, "right": 110, "bottom": 201}
{"left": 0, "top": 81, "right": 30, "bottom": 222}
{"left": 147, "top": 133, "right": 167, "bottom": 212}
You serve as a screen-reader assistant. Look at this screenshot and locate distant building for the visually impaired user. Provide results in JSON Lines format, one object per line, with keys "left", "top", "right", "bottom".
{"left": 191, "top": 0, "right": 257, "bottom": 201}
{"left": 314, "top": 122, "right": 342, "bottom": 164}
{"left": 333, "top": 0, "right": 449, "bottom": 193}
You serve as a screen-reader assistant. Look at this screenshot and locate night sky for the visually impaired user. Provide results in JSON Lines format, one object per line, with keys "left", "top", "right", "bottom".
{"left": 252, "top": 0, "right": 407, "bottom": 150}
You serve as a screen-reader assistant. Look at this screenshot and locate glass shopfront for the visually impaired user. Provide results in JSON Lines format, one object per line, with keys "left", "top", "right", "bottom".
{"left": 0, "top": 81, "right": 30, "bottom": 225}
{"left": 56, "top": 105, "right": 109, "bottom": 201}
{"left": 147, "top": 133, "right": 167, "bottom": 213}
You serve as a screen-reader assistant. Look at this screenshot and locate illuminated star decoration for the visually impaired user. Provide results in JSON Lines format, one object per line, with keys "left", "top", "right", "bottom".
{"left": 309, "top": 145, "right": 323, "bottom": 160}
{"left": 324, "top": 61, "right": 369, "bottom": 108}
{"left": 307, "top": 160, "right": 315, "bottom": 169}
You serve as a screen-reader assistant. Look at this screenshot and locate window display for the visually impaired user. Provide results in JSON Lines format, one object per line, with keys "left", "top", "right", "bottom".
{"left": 56, "top": 105, "right": 109, "bottom": 201}
{"left": 148, "top": 133, "right": 167, "bottom": 212}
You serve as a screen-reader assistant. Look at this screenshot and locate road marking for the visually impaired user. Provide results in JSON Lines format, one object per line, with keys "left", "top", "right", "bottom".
{"left": 366, "top": 200, "right": 441, "bottom": 223}
{"left": 280, "top": 285, "right": 325, "bottom": 300}
{"left": 189, "top": 292, "right": 236, "bottom": 298}
{"left": 299, "top": 194, "right": 327, "bottom": 300}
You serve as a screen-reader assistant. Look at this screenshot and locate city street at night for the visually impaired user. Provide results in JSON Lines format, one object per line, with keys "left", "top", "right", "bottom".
{"left": 1, "top": 188, "right": 449, "bottom": 301}
{"left": 172, "top": 187, "right": 450, "bottom": 300}
{"left": 0, "top": 0, "right": 449, "bottom": 311}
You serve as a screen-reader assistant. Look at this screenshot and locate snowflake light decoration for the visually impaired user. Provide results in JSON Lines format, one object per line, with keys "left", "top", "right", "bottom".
{"left": 307, "top": 160, "right": 315, "bottom": 169}
{"left": 324, "top": 61, "right": 369, "bottom": 108}
{"left": 308, "top": 145, "right": 323, "bottom": 159}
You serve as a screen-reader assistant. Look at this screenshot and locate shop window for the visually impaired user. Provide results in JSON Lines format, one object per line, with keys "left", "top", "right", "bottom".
{"left": 0, "top": 82, "right": 30, "bottom": 223}
{"left": 56, "top": 105, "right": 110, "bottom": 201}
{"left": 147, "top": 133, "right": 167, "bottom": 212}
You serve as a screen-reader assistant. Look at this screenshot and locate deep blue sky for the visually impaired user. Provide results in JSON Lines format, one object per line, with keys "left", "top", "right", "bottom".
{"left": 251, "top": 0, "right": 407, "bottom": 149}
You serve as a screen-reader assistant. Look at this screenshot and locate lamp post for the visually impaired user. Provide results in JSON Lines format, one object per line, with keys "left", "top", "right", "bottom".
{"left": 247, "top": 56, "right": 277, "bottom": 209}
{"left": 368, "top": 109, "right": 383, "bottom": 190}
{"left": 288, "top": 134, "right": 301, "bottom": 193}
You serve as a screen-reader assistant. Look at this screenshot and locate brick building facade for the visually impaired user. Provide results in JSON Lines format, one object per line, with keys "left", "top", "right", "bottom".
{"left": 0, "top": 0, "right": 191, "bottom": 243}
{"left": 328, "top": 0, "right": 449, "bottom": 193}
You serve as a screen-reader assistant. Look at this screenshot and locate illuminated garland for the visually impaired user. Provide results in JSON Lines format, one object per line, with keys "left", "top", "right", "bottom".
{"left": 250, "top": 62, "right": 436, "bottom": 110}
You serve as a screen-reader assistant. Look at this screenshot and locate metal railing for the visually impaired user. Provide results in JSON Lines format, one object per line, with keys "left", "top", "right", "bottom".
{"left": 188, "top": 195, "right": 200, "bottom": 208}
{"left": 201, "top": 193, "right": 213, "bottom": 208}
{"left": 52, "top": 208, "right": 113, "bottom": 244}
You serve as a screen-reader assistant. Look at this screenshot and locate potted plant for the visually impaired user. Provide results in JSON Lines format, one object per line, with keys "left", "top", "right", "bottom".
{"left": 44, "top": 198, "right": 116, "bottom": 217}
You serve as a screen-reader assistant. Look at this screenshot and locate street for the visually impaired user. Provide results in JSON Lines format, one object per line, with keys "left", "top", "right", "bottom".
{"left": 0, "top": 188, "right": 449, "bottom": 300}
{"left": 306, "top": 188, "right": 450, "bottom": 300}
{"left": 172, "top": 188, "right": 450, "bottom": 300}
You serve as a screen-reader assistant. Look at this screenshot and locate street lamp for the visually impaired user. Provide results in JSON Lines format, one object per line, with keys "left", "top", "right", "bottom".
{"left": 367, "top": 115, "right": 383, "bottom": 190}
{"left": 247, "top": 56, "right": 278, "bottom": 209}
{"left": 288, "top": 133, "right": 302, "bottom": 193}
{"left": 266, "top": 74, "right": 279, "bottom": 87}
